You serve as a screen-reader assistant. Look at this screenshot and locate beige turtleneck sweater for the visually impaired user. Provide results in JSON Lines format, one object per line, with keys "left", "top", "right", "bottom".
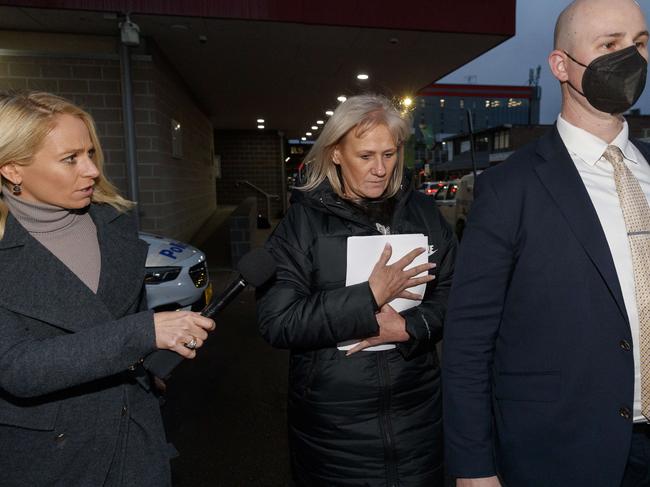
{"left": 3, "top": 191, "right": 101, "bottom": 293}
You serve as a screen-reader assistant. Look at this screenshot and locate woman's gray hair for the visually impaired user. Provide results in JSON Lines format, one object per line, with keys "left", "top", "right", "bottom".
{"left": 300, "top": 93, "right": 411, "bottom": 198}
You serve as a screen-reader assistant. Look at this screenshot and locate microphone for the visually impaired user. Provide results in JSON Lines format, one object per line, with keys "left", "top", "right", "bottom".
{"left": 142, "top": 247, "right": 276, "bottom": 379}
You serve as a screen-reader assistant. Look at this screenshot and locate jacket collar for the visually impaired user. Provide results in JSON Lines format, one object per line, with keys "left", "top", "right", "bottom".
{"left": 534, "top": 125, "right": 630, "bottom": 324}
{"left": 0, "top": 204, "right": 147, "bottom": 332}
{"left": 294, "top": 171, "right": 414, "bottom": 232}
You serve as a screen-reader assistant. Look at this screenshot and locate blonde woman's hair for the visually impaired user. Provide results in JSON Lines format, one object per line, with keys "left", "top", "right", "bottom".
{"left": 300, "top": 93, "right": 411, "bottom": 198}
{"left": 0, "top": 90, "right": 133, "bottom": 238}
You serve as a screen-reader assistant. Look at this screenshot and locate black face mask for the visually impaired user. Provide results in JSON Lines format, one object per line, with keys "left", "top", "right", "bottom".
{"left": 564, "top": 45, "right": 648, "bottom": 114}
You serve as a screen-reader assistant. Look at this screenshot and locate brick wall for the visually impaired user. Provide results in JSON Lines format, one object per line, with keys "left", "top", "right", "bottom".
{"left": 0, "top": 33, "right": 216, "bottom": 242}
{"left": 215, "top": 130, "right": 284, "bottom": 218}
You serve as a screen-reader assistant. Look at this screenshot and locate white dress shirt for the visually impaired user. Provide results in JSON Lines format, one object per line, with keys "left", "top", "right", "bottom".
{"left": 557, "top": 114, "right": 650, "bottom": 422}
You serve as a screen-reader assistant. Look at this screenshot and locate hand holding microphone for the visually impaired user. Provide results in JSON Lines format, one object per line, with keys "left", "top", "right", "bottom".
{"left": 143, "top": 247, "right": 277, "bottom": 379}
{"left": 152, "top": 311, "right": 215, "bottom": 359}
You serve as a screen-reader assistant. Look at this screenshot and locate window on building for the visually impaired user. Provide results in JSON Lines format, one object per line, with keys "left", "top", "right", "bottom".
{"left": 171, "top": 119, "right": 183, "bottom": 159}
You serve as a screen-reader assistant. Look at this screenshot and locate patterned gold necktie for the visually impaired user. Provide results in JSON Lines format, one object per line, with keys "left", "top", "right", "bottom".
{"left": 604, "top": 145, "right": 650, "bottom": 420}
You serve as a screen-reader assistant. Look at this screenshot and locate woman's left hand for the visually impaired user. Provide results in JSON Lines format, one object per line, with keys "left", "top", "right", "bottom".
{"left": 346, "top": 304, "right": 409, "bottom": 355}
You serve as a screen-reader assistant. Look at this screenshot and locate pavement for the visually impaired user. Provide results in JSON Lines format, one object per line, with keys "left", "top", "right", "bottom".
{"left": 161, "top": 215, "right": 290, "bottom": 486}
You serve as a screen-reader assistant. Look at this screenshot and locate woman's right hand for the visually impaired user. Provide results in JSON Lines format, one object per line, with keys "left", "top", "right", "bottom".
{"left": 153, "top": 311, "right": 215, "bottom": 359}
{"left": 368, "top": 244, "right": 436, "bottom": 308}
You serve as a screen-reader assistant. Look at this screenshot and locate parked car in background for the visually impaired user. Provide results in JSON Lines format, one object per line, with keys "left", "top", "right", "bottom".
{"left": 140, "top": 232, "right": 212, "bottom": 312}
{"left": 453, "top": 171, "right": 482, "bottom": 240}
{"left": 418, "top": 181, "right": 445, "bottom": 197}
{"left": 434, "top": 179, "right": 460, "bottom": 227}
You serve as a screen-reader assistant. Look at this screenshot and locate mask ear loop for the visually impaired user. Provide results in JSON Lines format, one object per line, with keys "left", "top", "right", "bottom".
{"left": 562, "top": 50, "right": 589, "bottom": 98}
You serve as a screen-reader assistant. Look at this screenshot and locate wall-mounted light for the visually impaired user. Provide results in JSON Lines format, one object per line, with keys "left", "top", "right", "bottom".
{"left": 316, "top": 120, "right": 324, "bottom": 125}
{"left": 357, "top": 73, "right": 369, "bottom": 80}
{"left": 325, "top": 110, "right": 334, "bottom": 116}
{"left": 258, "top": 125, "right": 265, "bottom": 129}
{"left": 257, "top": 118, "right": 265, "bottom": 123}
{"left": 337, "top": 95, "right": 347, "bottom": 103}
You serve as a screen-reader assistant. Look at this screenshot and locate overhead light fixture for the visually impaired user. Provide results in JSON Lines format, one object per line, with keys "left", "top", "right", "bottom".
{"left": 357, "top": 73, "right": 369, "bottom": 80}
{"left": 306, "top": 132, "right": 312, "bottom": 136}
{"left": 311, "top": 126, "right": 318, "bottom": 130}
{"left": 316, "top": 120, "right": 324, "bottom": 125}
{"left": 402, "top": 97, "right": 413, "bottom": 107}
{"left": 285, "top": 156, "right": 291, "bottom": 162}
{"left": 325, "top": 110, "right": 334, "bottom": 116}
{"left": 337, "top": 95, "right": 347, "bottom": 103}
{"left": 257, "top": 118, "right": 265, "bottom": 123}
{"left": 258, "top": 125, "right": 265, "bottom": 129}
{"left": 301, "top": 137, "right": 307, "bottom": 141}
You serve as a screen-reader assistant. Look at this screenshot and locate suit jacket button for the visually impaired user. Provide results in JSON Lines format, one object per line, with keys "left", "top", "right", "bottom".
{"left": 620, "top": 340, "right": 632, "bottom": 351}
{"left": 620, "top": 407, "right": 632, "bottom": 419}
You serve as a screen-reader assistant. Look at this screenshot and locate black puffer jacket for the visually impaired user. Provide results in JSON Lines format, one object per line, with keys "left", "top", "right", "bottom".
{"left": 257, "top": 177, "right": 456, "bottom": 486}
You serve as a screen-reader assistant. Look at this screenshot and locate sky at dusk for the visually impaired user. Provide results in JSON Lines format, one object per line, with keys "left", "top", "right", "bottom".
{"left": 439, "top": 0, "right": 650, "bottom": 124}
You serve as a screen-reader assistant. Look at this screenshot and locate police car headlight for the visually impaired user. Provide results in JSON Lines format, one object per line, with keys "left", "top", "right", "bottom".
{"left": 145, "top": 266, "right": 182, "bottom": 284}
{"left": 189, "top": 261, "right": 208, "bottom": 288}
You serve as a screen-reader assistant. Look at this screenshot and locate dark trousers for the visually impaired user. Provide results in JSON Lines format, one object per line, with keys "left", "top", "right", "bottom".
{"left": 621, "top": 424, "right": 650, "bottom": 487}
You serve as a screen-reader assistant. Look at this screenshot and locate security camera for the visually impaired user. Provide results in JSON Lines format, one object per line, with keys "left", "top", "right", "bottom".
{"left": 119, "top": 15, "right": 140, "bottom": 47}
{"left": 199, "top": 35, "right": 208, "bottom": 44}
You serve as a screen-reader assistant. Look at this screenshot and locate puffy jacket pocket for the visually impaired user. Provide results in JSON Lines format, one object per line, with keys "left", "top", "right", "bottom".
{"left": 0, "top": 397, "right": 60, "bottom": 431}
{"left": 494, "top": 371, "right": 560, "bottom": 403}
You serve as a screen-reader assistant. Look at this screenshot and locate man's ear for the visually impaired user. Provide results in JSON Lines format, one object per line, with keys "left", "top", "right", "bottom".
{"left": 0, "top": 163, "right": 22, "bottom": 185}
{"left": 549, "top": 49, "right": 569, "bottom": 82}
{"left": 332, "top": 146, "right": 342, "bottom": 166}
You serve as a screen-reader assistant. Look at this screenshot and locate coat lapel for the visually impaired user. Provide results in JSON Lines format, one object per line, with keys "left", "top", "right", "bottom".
{"left": 91, "top": 205, "right": 148, "bottom": 319}
{"left": 0, "top": 205, "right": 147, "bottom": 333}
{"left": 0, "top": 214, "right": 114, "bottom": 332}
{"left": 533, "top": 126, "right": 629, "bottom": 324}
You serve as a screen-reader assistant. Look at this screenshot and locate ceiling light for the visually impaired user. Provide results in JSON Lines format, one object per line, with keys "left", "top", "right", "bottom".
{"left": 325, "top": 110, "right": 334, "bottom": 116}
{"left": 285, "top": 157, "right": 291, "bottom": 162}
{"left": 301, "top": 137, "right": 307, "bottom": 141}
{"left": 402, "top": 97, "right": 413, "bottom": 107}
{"left": 258, "top": 125, "right": 265, "bottom": 129}
{"left": 337, "top": 95, "right": 347, "bottom": 103}
{"left": 256, "top": 118, "right": 265, "bottom": 123}
{"left": 311, "top": 126, "right": 318, "bottom": 130}
{"left": 357, "top": 73, "right": 369, "bottom": 80}
{"left": 306, "top": 132, "right": 312, "bottom": 136}
{"left": 316, "top": 120, "right": 324, "bottom": 125}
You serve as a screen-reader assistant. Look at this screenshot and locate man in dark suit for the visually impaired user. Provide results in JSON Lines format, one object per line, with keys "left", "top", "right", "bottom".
{"left": 443, "top": 0, "right": 650, "bottom": 485}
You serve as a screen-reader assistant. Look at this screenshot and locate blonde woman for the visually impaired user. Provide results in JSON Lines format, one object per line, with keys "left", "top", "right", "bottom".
{"left": 258, "top": 94, "right": 456, "bottom": 486}
{"left": 0, "top": 91, "right": 214, "bottom": 487}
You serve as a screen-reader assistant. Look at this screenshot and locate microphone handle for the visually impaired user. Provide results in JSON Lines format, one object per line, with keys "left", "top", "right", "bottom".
{"left": 201, "top": 277, "right": 247, "bottom": 318}
{"left": 143, "top": 277, "right": 248, "bottom": 379}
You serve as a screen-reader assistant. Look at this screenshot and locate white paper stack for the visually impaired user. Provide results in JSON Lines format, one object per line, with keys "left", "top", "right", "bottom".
{"left": 337, "top": 234, "right": 429, "bottom": 352}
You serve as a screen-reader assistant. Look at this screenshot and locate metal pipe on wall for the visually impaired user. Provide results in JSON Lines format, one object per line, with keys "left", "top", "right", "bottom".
{"left": 119, "top": 40, "right": 140, "bottom": 227}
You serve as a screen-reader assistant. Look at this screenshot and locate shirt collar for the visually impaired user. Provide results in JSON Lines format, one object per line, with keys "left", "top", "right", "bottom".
{"left": 556, "top": 114, "right": 639, "bottom": 166}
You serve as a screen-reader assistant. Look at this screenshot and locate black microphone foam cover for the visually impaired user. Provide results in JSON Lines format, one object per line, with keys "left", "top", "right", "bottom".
{"left": 237, "top": 247, "right": 276, "bottom": 287}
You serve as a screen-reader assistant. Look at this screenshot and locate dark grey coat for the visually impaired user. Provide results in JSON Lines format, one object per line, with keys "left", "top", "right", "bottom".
{"left": 0, "top": 204, "right": 170, "bottom": 487}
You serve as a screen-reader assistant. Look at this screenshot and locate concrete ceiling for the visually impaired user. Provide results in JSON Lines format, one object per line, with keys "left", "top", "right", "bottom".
{"left": 0, "top": 4, "right": 512, "bottom": 139}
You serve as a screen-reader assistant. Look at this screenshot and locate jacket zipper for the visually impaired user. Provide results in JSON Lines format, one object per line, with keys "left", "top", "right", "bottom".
{"left": 377, "top": 352, "right": 399, "bottom": 486}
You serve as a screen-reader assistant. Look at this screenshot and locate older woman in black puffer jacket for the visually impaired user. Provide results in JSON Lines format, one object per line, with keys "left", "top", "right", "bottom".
{"left": 257, "top": 94, "right": 456, "bottom": 487}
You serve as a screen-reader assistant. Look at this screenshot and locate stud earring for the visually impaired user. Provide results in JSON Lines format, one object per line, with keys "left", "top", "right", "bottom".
{"left": 12, "top": 183, "right": 21, "bottom": 195}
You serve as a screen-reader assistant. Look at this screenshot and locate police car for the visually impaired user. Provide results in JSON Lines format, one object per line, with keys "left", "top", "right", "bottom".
{"left": 139, "top": 232, "right": 212, "bottom": 312}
